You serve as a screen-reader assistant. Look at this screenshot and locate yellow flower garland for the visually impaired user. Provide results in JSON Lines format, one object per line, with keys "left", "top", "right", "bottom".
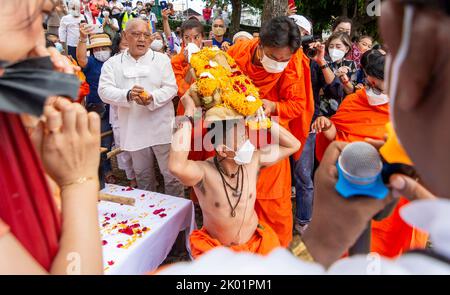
{"left": 190, "top": 47, "right": 263, "bottom": 117}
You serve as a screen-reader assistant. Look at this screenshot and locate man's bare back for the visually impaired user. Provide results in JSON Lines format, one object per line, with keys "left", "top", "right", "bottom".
{"left": 193, "top": 155, "right": 261, "bottom": 246}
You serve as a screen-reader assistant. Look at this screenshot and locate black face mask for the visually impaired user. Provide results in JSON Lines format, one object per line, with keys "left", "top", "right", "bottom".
{"left": 0, "top": 56, "right": 80, "bottom": 117}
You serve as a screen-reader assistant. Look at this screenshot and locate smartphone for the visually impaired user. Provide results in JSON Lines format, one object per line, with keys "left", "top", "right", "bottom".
{"left": 288, "top": 0, "right": 296, "bottom": 7}
{"left": 202, "top": 40, "right": 213, "bottom": 48}
{"left": 160, "top": 1, "right": 168, "bottom": 10}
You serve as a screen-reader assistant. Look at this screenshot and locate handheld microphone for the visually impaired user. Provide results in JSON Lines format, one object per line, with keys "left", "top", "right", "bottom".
{"left": 336, "top": 141, "right": 389, "bottom": 200}
{"left": 336, "top": 128, "right": 418, "bottom": 255}
{"left": 335, "top": 141, "right": 391, "bottom": 255}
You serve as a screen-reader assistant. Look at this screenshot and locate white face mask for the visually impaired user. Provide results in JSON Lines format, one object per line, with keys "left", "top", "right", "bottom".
{"left": 140, "top": 14, "right": 148, "bottom": 20}
{"left": 366, "top": 88, "right": 389, "bottom": 106}
{"left": 329, "top": 48, "right": 346, "bottom": 62}
{"left": 227, "top": 140, "right": 256, "bottom": 165}
{"left": 102, "top": 11, "right": 110, "bottom": 17}
{"left": 260, "top": 51, "right": 289, "bottom": 74}
{"left": 150, "top": 39, "right": 164, "bottom": 52}
{"left": 70, "top": 9, "right": 80, "bottom": 17}
{"left": 388, "top": 5, "right": 415, "bottom": 131}
{"left": 94, "top": 50, "right": 111, "bottom": 62}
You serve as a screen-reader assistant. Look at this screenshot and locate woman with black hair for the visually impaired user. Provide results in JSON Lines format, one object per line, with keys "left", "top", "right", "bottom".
{"left": 150, "top": 31, "right": 171, "bottom": 56}
{"left": 332, "top": 16, "right": 353, "bottom": 36}
{"left": 97, "top": 6, "right": 119, "bottom": 40}
{"left": 111, "top": 32, "right": 129, "bottom": 56}
{"left": 309, "top": 32, "right": 358, "bottom": 117}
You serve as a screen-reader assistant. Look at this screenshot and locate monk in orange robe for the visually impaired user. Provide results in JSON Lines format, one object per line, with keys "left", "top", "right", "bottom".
{"left": 227, "top": 17, "right": 314, "bottom": 247}
{"left": 313, "top": 49, "right": 427, "bottom": 257}
{"left": 190, "top": 221, "right": 280, "bottom": 259}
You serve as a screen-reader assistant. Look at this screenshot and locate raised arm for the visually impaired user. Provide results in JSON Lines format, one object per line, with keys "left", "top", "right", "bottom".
{"left": 161, "top": 9, "right": 172, "bottom": 40}
{"left": 258, "top": 121, "right": 301, "bottom": 168}
{"left": 168, "top": 93, "right": 205, "bottom": 186}
{"left": 76, "top": 23, "right": 92, "bottom": 68}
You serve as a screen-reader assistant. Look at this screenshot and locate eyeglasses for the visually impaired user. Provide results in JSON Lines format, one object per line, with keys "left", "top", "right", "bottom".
{"left": 129, "top": 32, "right": 152, "bottom": 39}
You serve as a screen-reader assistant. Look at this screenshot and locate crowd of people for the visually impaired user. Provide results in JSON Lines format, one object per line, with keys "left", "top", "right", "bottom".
{"left": 0, "top": 0, "right": 449, "bottom": 275}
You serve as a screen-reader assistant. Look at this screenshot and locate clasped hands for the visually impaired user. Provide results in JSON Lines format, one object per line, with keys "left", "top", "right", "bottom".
{"left": 129, "top": 85, "right": 153, "bottom": 106}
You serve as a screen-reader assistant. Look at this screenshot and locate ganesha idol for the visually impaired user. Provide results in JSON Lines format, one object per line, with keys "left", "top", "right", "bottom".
{"left": 186, "top": 44, "right": 271, "bottom": 130}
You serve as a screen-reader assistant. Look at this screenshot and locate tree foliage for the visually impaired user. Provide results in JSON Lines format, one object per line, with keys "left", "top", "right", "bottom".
{"left": 201, "top": 0, "right": 379, "bottom": 39}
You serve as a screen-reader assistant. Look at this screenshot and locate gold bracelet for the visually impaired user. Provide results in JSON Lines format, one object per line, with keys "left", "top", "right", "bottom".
{"left": 60, "top": 176, "right": 97, "bottom": 190}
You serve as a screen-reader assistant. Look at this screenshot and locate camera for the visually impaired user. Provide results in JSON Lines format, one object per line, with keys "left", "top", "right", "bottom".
{"left": 302, "top": 35, "right": 322, "bottom": 59}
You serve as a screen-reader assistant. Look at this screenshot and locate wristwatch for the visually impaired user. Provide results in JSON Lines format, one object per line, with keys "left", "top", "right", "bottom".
{"left": 319, "top": 63, "right": 329, "bottom": 70}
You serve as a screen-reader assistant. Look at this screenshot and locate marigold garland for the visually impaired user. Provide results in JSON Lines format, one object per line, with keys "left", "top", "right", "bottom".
{"left": 190, "top": 47, "right": 263, "bottom": 117}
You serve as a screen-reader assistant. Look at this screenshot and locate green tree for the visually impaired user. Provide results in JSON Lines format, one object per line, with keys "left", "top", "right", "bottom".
{"left": 211, "top": 0, "right": 379, "bottom": 38}
{"left": 295, "top": 0, "right": 379, "bottom": 38}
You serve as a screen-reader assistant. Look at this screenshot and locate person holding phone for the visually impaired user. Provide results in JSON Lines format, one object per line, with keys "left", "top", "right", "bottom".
{"left": 160, "top": 0, "right": 168, "bottom": 11}
{"left": 98, "top": 6, "right": 119, "bottom": 40}
{"left": 161, "top": 8, "right": 181, "bottom": 54}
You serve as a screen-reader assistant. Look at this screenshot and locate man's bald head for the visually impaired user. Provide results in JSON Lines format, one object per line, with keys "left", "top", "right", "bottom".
{"left": 125, "top": 18, "right": 150, "bottom": 33}
{"left": 124, "top": 19, "right": 152, "bottom": 59}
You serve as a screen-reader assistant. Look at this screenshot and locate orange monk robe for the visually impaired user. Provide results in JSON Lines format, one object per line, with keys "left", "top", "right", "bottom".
{"left": 227, "top": 39, "right": 315, "bottom": 247}
{"left": 190, "top": 221, "right": 280, "bottom": 259}
{"left": 171, "top": 51, "right": 191, "bottom": 115}
{"left": 315, "top": 89, "right": 428, "bottom": 257}
{"left": 315, "top": 88, "right": 390, "bottom": 161}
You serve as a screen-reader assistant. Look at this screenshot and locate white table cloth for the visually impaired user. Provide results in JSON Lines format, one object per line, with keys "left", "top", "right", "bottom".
{"left": 99, "top": 184, "right": 196, "bottom": 275}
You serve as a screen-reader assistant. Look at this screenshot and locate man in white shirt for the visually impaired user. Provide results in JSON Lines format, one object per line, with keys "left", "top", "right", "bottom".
{"left": 59, "top": 0, "right": 82, "bottom": 60}
{"left": 98, "top": 19, "right": 183, "bottom": 197}
{"left": 158, "top": 0, "right": 450, "bottom": 274}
